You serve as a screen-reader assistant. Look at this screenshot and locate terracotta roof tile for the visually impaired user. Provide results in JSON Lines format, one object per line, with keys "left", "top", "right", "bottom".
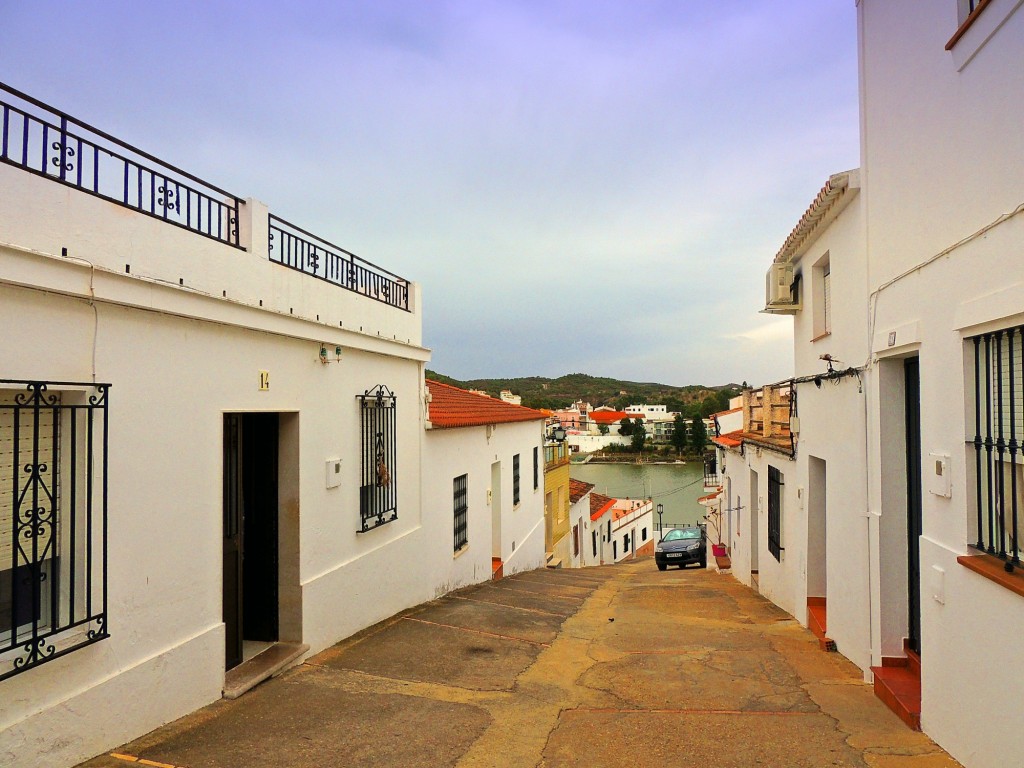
{"left": 569, "top": 479, "right": 595, "bottom": 503}
{"left": 590, "top": 492, "right": 616, "bottom": 521}
{"left": 426, "top": 379, "right": 547, "bottom": 429}
{"left": 588, "top": 411, "right": 643, "bottom": 424}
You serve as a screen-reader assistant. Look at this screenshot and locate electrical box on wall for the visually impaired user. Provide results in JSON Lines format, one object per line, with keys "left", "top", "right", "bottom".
{"left": 927, "top": 452, "right": 951, "bottom": 498}
{"left": 326, "top": 457, "right": 342, "bottom": 489}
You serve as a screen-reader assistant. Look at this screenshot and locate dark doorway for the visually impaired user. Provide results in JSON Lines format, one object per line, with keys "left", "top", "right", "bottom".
{"left": 223, "top": 413, "right": 280, "bottom": 671}
{"left": 904, "top": 358, "right": 923, "bottom": 655}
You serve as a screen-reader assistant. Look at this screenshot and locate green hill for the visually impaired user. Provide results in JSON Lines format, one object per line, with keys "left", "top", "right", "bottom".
{"left": 425, "top": 371, "right": 742, "bottom": 416}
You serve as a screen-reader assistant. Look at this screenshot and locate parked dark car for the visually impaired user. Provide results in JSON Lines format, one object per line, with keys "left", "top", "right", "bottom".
{"left": 655, "top": 526, "right": 706, "bottom": 570}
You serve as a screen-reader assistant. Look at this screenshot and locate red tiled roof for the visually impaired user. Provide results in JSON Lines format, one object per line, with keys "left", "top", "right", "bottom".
{"left": 569, "top": 479, "right": 595, "bottom": 503}
{"left": 588, "top": 411, "right": 642, "bottom": 424}
{"left": 426, "top": 379, "right": 547, "bottom": 429}
{"left": 710, "top": 407, "right": 742, "bottom": 418}
{"left": 698, "top": 490, "right": 722, "bottom": 502}
{"left": 713, "top": 430, "right": 744, "bottom": 448}
{"left": 590, "top": 492, "right": 616, "bottom": 521}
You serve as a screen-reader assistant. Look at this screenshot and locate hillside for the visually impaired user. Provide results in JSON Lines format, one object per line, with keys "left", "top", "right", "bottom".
{"left": 425, "top": 371, "right": 743, "bottom": 416}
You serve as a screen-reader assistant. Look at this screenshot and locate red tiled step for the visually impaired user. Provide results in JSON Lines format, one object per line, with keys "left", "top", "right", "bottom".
{"left": 491, "top": 557, "right": 503, "bottom": 581}
{"left": 806, "top": 597, "right": 835, "bottom": 652}
{"left": 871, "top": 659, "right": 921, "bottom": 731}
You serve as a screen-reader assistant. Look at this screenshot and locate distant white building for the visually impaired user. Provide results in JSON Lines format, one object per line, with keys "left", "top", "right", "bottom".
{"left": 624, "top": 404, "right": 668, "bottom": 420}
{"left": 498, "top": 390, "right": 522, "bottom": 406}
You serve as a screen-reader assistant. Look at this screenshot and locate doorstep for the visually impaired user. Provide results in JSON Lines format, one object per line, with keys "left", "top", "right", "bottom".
{"left": 870, "top": 648, "right": 921, "bottom": 731}
{"left": 807, "top": 597, "right": 836, "bottom": 652}
{"left": 223, "top": 642, "right": 308, "bottom": 700}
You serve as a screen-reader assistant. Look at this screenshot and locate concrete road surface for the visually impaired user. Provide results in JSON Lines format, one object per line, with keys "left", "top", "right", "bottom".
{"left": 79, "top": 559, "right": 960, "bottom": 768}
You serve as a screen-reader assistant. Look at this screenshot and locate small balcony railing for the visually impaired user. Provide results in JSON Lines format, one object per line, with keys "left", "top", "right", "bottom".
{"left": 0, "top": 81, "right": 241, "bottom": 247}
{"left": 269, "top": 215, "right": 410, "bottom": 311}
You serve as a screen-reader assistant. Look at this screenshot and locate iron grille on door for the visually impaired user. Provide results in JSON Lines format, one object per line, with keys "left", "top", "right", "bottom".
{"left": 358, "top": 385, "right": 397, "bottom": 532}
{"left": 768, "top": 466, "right": 783, "bottom": 561}
{"left": 0, "top": 380, "right": 110, "bottom": 681}
{"left": 453, "top": 474, "right": 468, "bottom": 552}
{"left": 969, "top": 328, "right": 1023, "bottom": 570}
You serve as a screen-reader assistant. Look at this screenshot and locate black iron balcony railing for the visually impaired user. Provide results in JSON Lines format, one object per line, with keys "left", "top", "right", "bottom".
{"left": 0, "top": 82, "right": 242, "bottom": 248}
{"left": 268, "top": 215, "right": 410, "bottom": 311}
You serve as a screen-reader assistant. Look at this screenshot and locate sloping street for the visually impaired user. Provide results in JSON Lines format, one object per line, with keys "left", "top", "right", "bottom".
{"left": 79, "top": 561, "right": 958, "bottom": 768}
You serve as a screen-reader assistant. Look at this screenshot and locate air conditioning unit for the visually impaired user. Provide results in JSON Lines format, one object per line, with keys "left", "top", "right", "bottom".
{"left": 763, "top": 262, "right": 800, "bottom": 313}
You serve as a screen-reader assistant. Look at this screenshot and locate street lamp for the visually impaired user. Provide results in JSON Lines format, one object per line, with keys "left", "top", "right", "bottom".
{"left": 657, "top": 503, "right": 664, "bottom": 536}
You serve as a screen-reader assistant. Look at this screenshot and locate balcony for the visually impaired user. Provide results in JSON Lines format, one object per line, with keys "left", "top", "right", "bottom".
{"left": 545, "top": 442, "right": 569, "bottom": 470}
{"left": 0, "top": 81, "right": 411, "bottom": 314}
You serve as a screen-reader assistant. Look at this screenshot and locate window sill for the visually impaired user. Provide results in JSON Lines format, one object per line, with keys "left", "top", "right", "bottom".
{"left": 957, "top": 552, "right": 1024, "bottom": 598}
{"left": 946, "top": 0, "right": 993, "bottom": 50}
{"left": 810, "top": 331, "right": 832, "bottom": 343}
{"left": 945, "top": 0, "right": 1023, "bottom": 70}
{"left": 453, "top": 544, "right": 470, "bottom": 560}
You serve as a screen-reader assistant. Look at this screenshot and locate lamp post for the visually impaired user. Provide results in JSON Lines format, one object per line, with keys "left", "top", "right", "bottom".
{"left": 657, "top": 503, "right": 664, "bottom": 537}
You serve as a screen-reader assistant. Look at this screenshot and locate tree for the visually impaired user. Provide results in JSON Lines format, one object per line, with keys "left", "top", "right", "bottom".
{"left": 689, "top": 412, "right": 708, "bottom": 454}
{"left": 617, "top": 418, "right": 633, "bottom": 436}
{"left": 630, "top": 420, "right": 647, "bottom": 452}
{"left": 598, "top": 423, "right": 610, "bottom": 435}
{"left": 670, "top": 413, "right": 688, "bottom": 455}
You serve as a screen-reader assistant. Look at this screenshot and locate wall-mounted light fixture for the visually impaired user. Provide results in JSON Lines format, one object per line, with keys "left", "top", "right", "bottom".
{"left": 319, "top": 343, "right": 344, "bottom": 364}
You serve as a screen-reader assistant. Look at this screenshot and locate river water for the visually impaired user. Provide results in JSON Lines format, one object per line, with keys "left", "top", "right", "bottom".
{"left": 569, "top": 461, "right": 706, "bottom": 530}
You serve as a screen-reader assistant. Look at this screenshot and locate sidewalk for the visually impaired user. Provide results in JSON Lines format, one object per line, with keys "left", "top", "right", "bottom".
{"left": 79, "top": 560, "right": 959, "bottom": 768}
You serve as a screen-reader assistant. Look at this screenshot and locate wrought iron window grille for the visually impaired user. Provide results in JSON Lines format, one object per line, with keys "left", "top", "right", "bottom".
{"left": 533, "top": 447, "right": 538, "bottom": 490}
{"left": 969, "top": 328, "right": 1023, "bottom": 572}
{"left": 767, "top": 466, "right": 784, "bottom": 562}
{"left": 0, "top": 380, "right": 110, "bottom": 681}
{"left": 269, "top": 215, "right": 410, "bottom": 311}
{"left": 513, "top": 454, "right": 521, "bottom": 506}
{"left": 453, "top": 475, "right": 468, "bottom": 552}
{"left": 358, "top": 385, "right": 398, "bottom": 533}
{"left": 0, "top": 82, "right": 241, "bottom": 248}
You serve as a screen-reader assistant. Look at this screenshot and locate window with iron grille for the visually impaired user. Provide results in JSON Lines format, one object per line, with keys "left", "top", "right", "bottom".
{"left": 767, "top": 466, "right": 783, "bottom": 561}
{"left": 453, "top": 474, "right": 468, "bottom": 552}
{"left": 358, "top": 385, "right": 397, "bottom": 532}
{"left": 968, "top": 327, "right": 1023, "bottom": 571}
{"left": 513, "top": 454, "right": 520, "bottom": 506}
{"left": 1, "top": 380, "right": 110, "bottom": 681}
{"left": 572, "top": 525, "right": 579, "bottom": 557}
{"left": 592, "top": 530, "right": 597, "bottom": 558}
{"left": 532, "top": 447, "right": 538, "bottom": 490}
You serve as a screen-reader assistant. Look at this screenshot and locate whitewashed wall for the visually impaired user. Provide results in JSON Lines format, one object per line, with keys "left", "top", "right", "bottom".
{"left": 0, "top": 159, "right": 441, "bottom": 766}
{"left": 858, "top": 3, "right": 1024, "bottom": 764}
{"left": 786, "top": 189, "right": 873, "bottom": 673}
{"left": 422, "top": 421, "right": 546, "bottom": 587}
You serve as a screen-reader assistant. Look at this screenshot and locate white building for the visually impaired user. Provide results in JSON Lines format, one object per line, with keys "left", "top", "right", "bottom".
{"left": 498, "top": 390, "right": 522, "bottom": 406}
{"left": 713, "top": 385, "right": 800, "bottom": 619}
{"left": 624, "top": 404, "right": 668, "bottom": 421}
{"left": 0, "top": 83, "right": 544, "bottom": 767}
{"left": 748, "top": 4, "right": 1024, "bottom": 765}
{"left": 424, "top": 380, "right": 547, "bottom": 583}
{"left": 568, "top": 479, "right": 595, "bottom": 568}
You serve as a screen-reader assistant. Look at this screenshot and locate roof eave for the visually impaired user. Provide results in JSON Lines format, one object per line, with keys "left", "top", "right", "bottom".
{"left": 773, "top": 169, "right": 861, "bottom": 265}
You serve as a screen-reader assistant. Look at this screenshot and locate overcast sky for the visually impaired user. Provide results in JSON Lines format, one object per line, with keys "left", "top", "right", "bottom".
{"left": 1, "top": 1, "right": 859, "bottom": 387}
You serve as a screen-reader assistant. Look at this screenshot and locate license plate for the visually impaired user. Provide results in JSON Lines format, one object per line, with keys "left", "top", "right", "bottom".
{"left": 667, "top": 553, "right": 682, "bottom": 558}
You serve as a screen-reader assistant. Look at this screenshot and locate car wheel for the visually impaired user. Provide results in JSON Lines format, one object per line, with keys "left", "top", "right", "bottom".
{"left": 699, "top": 557, "right": 707, "bottom": 569}
{"left": 657, "top": 563, "right": 667, "bottom": 571}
